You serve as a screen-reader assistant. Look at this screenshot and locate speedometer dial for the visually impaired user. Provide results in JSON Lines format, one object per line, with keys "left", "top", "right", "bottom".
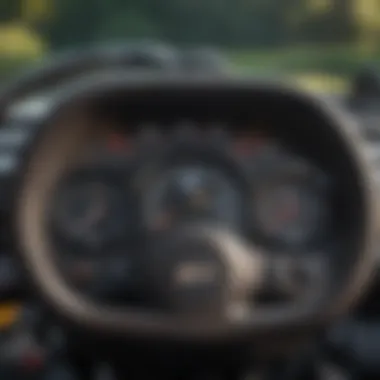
{"left": 249, "top": 148, "right": 331, "bottom": 249}
{"left": 144, "top": 165, "right": 243, "bottom": 231}
{"left": 52, "top": 178, "right": 133, "bottom": 253}
{"left": 253, "top": 181, "right": 328, "bottom": 247}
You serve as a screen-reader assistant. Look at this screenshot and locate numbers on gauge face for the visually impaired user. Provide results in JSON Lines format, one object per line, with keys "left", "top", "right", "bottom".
{"left": 252, "top": 178, "right": 329, "bottom": 248}
{"left": 52, "top": 179, "right": 131, "bottom": 252}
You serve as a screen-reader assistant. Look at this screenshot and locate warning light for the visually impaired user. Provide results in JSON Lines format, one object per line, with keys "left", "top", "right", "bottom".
{"left": 107, "top": 133, "right": 132, "bottom": 154}
{"left": 0, "top": 302, "right": 21, "bottom": 330}
{"left": 232, "top": 134, "right": 265, "bottom": 156}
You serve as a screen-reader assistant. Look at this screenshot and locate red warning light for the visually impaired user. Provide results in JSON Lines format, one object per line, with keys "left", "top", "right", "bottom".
{"left": 232, "top": 133, "right": 265, "bottom": 156}
{"left": 107, "top": 133, "right": 132, "bottom": 154}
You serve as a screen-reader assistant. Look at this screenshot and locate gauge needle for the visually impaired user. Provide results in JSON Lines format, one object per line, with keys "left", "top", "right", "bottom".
{"left": 76, "top": 187, "right": 108, "bottom": 244}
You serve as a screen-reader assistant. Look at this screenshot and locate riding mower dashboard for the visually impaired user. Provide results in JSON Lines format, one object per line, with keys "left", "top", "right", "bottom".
{"left": 0, "top": 46, "right": 378, "bottom": 380}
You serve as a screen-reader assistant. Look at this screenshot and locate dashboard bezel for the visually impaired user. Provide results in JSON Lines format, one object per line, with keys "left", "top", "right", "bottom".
{"left": 10, "top": 73, "right": 379, "bottom": 343}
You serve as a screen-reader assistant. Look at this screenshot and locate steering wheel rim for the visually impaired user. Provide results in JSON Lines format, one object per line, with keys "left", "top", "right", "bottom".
{"left": 0, "top": 43, "right": 179, "bottom": 124}
{"left": 7, "top": 68, "right": 378, "bottom": 343}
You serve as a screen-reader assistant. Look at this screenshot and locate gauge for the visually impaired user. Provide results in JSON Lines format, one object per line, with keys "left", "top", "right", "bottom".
{"left": 144, "top": 165, "right": 243, "bottom": 231}
{"left": 52, "top": 179, "right": 132, "bottom": 252}
{"left": 252, "top": 179, "right": 329, "bottom": 248}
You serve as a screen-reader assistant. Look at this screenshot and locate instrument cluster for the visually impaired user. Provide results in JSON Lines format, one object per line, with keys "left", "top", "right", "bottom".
{"left": 47, "top": 123, "right": 334, "bottom": 301}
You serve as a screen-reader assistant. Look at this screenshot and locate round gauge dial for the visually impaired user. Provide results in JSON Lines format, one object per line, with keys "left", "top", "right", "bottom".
{"left": 253, "top": 181, "right": 328, "bottom": 247}
{"left": 52, "top": 180, "right": 132, "bottom": 252}
{"left": 144, "top": 165, "right": 243, "bottom": 231}
{"left": 252, "top": 168, "right": 330, "bottom": 248}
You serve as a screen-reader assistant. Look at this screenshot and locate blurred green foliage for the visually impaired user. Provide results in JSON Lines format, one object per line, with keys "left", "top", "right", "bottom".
{"left": 0, "top": 56, "right": 38, "bottom": 83}
{"left": 230, "top": 45, "right": 380, "bottom": 76}
{"left": 32, "top": 0, "right": 380, "bottom": 49}
{"left": 1, "top": 0, "right": 380, "bottom": 90}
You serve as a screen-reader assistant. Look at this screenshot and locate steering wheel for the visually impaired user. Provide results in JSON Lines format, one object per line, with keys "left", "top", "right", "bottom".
{"left": 0, "top": 42, "right": 178, "bottom": 124}
{"left": 1, "top": 52, "right": 379, "bottom": 348}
